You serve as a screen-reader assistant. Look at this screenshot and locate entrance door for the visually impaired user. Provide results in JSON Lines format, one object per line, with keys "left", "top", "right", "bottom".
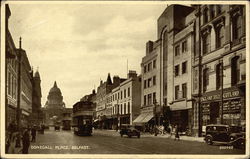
{"left": 210, "top": 102, "right": 220, "bottom": 124}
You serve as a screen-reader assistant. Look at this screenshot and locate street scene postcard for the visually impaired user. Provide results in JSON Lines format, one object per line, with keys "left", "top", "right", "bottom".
{"left": 0, "top": 0, "right": 249, "bottom": 159}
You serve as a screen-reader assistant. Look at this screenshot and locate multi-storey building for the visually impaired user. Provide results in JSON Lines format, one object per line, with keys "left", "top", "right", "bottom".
{"left": 192, "top": 5, "right": 246, "bottom": 136}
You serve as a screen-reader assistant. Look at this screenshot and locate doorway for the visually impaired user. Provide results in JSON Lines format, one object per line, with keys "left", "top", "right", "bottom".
{"left": 210, "top": 102, "right": 220, "bottom": 124}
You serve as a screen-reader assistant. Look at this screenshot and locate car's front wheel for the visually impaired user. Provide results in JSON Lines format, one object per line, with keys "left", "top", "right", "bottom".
{"left": 206, "top": 136, "right": 213, "bottom": 145}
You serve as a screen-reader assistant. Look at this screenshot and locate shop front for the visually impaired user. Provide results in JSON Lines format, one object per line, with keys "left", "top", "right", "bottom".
{"left": 201, "top": 87, "right": 245, "bottom": 127}
{"left": 133, "top": 106, "right": 155, "bottom": 132}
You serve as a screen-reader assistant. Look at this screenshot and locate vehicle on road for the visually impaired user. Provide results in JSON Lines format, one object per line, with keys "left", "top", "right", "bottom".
{"left": 120, "top": 124, "right": 140, "bottom": 138}
{"left": 204, "top": 124, "right": 245, "bottom": 149}
{"left": 72, "top": 101, "right": 95, "bottom": 136}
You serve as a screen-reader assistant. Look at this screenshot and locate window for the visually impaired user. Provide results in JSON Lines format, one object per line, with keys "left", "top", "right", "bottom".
{"left": 182, "top": 61, "right": 187, "bottom": 74}
{"left": 118, "top": 93, "right": 119, "bottom": 99}
{"left": 144, "top": 65, "right": 147, "bottom": 73}
{"left": 8, "top": 72, "right": 11, "bottom": 95}
{"left": 120, "top": 104, "right": 123, "bottom": 114}
{"left": 124, "top": 103, "right": 126, "bottom": 114}
{"left": 128, "top": 102, "right": 130, "bottom": 114}
{"left": 203, "top": 33, "right": 210, "bottom": 54}
{"left": 117, "top": 105, "right": 119, "bottom": 114}
{"left": 175, "top": 45, "right": 180, "bottom": 56}
{"left": 144, "top": 80, "right": 147, "bottom": 89}
{"left": 194, "top": 69, "right": 198, "bottom": 90}
{"left": 231, "top": 56, "right": 240, "bottom": 86}
{"left": 153, "top": 59, "right": 156, "bottom": 68}
{"left": 121, "top": 91, "right": 123, "bottom": 99}
{"left": 182, "top": 83, "right": 187, "bottom": 98}
{"left": 203, "top": 8, "right": 208, "bottom": 24}
{"left": 153, "top": 76, "right": 156, "bottom": 85}
{"left": 115, "top": 94, "right": 117, "bottom": 100}
{"left": 175, "top": 85, "right": 179, "bottom": 100}
{"left": 128, "top": 87, "right": 130, "bottom": 97}
{"left": 216, "top": 63, "right": 222, "bottom": 90}
{"left": 153, "top": 92, "right": 156, "bottom": 104}
{"left": 216, "top": 26, "right": 224, "bottom": 48}
{"left": 203, "top": 68, "right": 209, "bottom": 92}
{"left": 148, "top": 94, "right": 152, "bottom": 105}
{"left": 175, "top": 65, "right": 179, "bottom": 76}
{"left": 217, "top": 5, "right": 222, "bottom": 15}
{"left": 182, "top": 41, "right": 187, "bottom": 53}
{"left": 148, "top": 78, "right": 152, "bottom": 87}
{"left": 210, "top": 5, "right": 215, "bottom": 19}
{"left": 124, "top": 89, "right": 126, "bottom": 98}
{"left": 144, "top": 95, "right": 147, "bottom": 105}
{"left": 232, "top": 15, "right": 242, "bottom": 41}
{"left": 148, "top": 62, "right": 152, "bottom": 72}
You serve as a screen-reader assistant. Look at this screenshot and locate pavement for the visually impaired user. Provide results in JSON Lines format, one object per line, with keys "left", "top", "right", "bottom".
{"left": 93, "top": 129, "right": 205, "bottom": 142}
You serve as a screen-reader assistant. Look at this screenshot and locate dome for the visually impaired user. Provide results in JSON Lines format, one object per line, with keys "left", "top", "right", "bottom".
{"left": 49, "top": 81, "right": 61, "bottom": 94}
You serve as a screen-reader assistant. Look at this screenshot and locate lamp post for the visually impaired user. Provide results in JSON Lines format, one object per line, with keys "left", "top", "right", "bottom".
{"left": 153, "top": 99, "right": 158, "bottom": 136}
{"left": 220, "top": 59, "right": 224, "bottom": 124}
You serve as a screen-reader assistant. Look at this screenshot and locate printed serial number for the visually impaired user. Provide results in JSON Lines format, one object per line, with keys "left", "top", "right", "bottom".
{"left": 219, "top": 146, "right": 233, "bottom": 149}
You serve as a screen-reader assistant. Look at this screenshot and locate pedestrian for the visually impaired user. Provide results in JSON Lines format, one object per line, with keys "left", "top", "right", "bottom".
{"left": 22, "top": 129, "right": 30, "bottom": 154}
{"left": 169, "top": 124, "right": 173, "bottom": 138}
{"left": 174, "top": 125, "right": 180, "bottom": 141}
{"left": 31, "top": 126, "right": 36, "bottom": 142}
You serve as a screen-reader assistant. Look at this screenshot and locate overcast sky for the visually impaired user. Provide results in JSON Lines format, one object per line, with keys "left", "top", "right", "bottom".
{"left": 8, "top": 2, "right": 167, "bottom": 108}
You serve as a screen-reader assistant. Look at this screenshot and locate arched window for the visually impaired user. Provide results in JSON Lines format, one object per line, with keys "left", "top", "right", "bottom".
{"left": 216, "top": 26, "right": 224, "bottom": 48}
{"left": 216, "top": 63, "right": 222, "bottom": 90}
{"left": 231, "top": 56, "right": 240, "bottom": 85}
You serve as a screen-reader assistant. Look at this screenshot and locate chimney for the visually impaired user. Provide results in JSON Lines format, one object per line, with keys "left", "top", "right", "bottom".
{"left": 92, "top": 89, "right": 96, "bottom": 95}
{"left": 146, "top": 41, "right": 154, "bottom": 55}
{"left": 127, "top": 70, "right": 137, "bottom": 79}
{"left": 100, "top": 80, "right": 103, "bottom": 85}
{"left": 113, "top": 76, "right": 120, "bottom": 86}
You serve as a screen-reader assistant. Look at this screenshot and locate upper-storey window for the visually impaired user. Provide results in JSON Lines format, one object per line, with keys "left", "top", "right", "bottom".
{"left": 210, "top": 5, "right": 215, "bottom": 19}
{"left": 203, "top": 8, "right": 208, "bottom": 24}
{"left": 175, "top": 45, "right": 180, "bottom": 56}
{"left": 202, "top": 33, "right": 211, "bottom": 55}
{"left": 148, "top": 62, "right": 152, "bottom": 72}
{"left": 232, "top": 15, "right": 242, "bottom": 41}
{"left": 153, "top": 59, "right": 156, "bottom": 68}
{"left": 231, "top": 56, "right": 240, "bottom": 86}
{"left": 217, "top": 5, "right": 222, "bottom": 15}
{"left": 216, "top": 26, "right": 224, "bottom": 48}
{"left": 144, "top": 65, "right": 147, "bottom": 73}
{"left": 175, "top": 65, "right": 179, "bottom": 77}
{"left": 216, "top": 63, "right": 222, "bottom": 90}
{"left": 182, "top": 40, "right": 187, "bottom": 53}
{"left": 203, "top": 68, "right": 209, "bottom": 92}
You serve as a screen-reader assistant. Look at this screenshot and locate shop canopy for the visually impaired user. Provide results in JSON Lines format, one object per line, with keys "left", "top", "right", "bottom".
{"left": 133, "top": 112, "right": 154, "bottom": 125}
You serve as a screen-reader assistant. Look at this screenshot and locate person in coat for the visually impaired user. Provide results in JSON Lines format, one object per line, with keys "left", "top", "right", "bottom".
{"left": 22, "top": 129, "right": 30, "bottom": 154}
{"left": 174, "top": 125, "right": 180, "bottom": 141}
{"left": 31, "top": 126, "right": 36, "bottom": 142}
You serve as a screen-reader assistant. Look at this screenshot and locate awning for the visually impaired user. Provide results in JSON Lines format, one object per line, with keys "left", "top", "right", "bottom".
{"left": 133, "top": 112, "right": 154, "bottom": 125}
{"left": 141, "top": 113, "right": 154, "bottom": 123}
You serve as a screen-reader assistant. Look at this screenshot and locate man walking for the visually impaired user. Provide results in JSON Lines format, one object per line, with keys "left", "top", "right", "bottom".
{"left": 174, "top": 125, "right": 180, "bottom": 141}
{"left": 31, "top": 126, "right": 36, "bottom": 142}
{"left": 22, "top": 129, "right": 30, "bottom": 154}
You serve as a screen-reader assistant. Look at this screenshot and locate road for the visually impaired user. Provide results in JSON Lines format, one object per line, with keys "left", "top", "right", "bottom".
{"left": 29, "top": 128, "right": 245, "bottom": 154}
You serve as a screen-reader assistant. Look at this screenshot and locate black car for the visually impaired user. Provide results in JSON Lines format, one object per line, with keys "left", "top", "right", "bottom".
{"left": 120, "top": 124, "right": 140, "bottom": 138}
{"left": 204, "top": 124, "right": 245, "bottom": 149}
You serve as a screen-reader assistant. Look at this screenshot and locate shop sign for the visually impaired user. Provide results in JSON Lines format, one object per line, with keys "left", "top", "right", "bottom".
{"left": 202, "top": 103, "right": 210, "bottom": 114}
{"left": 141, "top": 106, "right": 154, "bottom": 114}
{"left": 223, "top": 100, "right": 241, "bottom": 113}
{"left": 201, "top": 90, "right": 240, "bottom": 102}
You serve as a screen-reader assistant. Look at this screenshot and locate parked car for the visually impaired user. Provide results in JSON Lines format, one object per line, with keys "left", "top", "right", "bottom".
{"left": 55, "top": 125, "right": 60, "bottom": 131}
{"left": 120, "top": 124, "right": 140, "bottom": 138}
{"left": 204, "top": 124, "right": 245, "bottom": 149}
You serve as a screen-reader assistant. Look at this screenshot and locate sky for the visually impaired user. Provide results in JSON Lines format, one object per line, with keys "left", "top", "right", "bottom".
{"left": 8, "top": 2, "right": 167, "bottom": 108}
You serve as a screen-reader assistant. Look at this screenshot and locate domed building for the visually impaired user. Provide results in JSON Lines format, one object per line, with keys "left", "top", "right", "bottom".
{"left": 43, "top": 81, "right": 66, "bottom": 126}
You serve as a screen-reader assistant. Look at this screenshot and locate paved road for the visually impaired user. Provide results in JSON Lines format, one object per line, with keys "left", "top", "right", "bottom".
{"left": 29, "top": 129, "right": 245, "bottom": 154}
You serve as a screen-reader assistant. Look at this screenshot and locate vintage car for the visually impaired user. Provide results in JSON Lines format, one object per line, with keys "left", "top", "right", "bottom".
{"left": 55, "top": 125, "right": 60, "bottom": 131}
{"left": 120, "top": 124, "right": 140, "bottom": 138}
{"left": 204, "top": 124, "right": 245, "bottom": 149}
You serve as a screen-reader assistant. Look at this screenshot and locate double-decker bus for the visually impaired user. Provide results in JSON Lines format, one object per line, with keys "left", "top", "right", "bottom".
{"left": 72, "top": 101, "right": 95, "bottom": 136}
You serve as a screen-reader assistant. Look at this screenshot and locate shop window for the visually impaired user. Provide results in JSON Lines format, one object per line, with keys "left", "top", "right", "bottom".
{"left": 231, "top": 56, "right": 240, "bottom": 86}
{"left": 153, "top": 76, "right": 156, "bottom": 85}
{"left": 203, "top": 68, "right": 209, "bottom": 92}
{"left": 153, "top": 59, "right": 156, "bottom": 68}
{"left": 182, "top": 40, "right": 187, "bottom": 53}
{"left": 148, "top": 94, "right": 152, "bottom": 105}
{"left": 203, "top": 33, "right": 210, "bottom": 55}
{"left": 175, "top": 65, "right": 179, "bottom": 77}
{"left": 144, "top": 80, "right": 147, "bottom": 89}
{"left": 175, "top": 45, "right": 180, "bottom": 56}
{"left": 175, "top": 85, "right": 179, "bottom": 100}
{"left": 216, "top": 26, "right": 224, "bottom": 48}
{"left": 182, "top": 83, "right": 187, "bottom": 98}
{"left": 182, "top": 61, "right": 187, "bottom": 74}
{"left": 216, "top": 63, "right": 222, "bottom": 90}
{"left": 144, "top": 95, "right": 147, "bottom": 106}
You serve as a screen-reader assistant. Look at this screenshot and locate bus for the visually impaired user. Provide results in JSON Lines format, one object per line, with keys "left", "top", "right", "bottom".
{"left": 72, "top": 101, "right": 95, "bottom": 136}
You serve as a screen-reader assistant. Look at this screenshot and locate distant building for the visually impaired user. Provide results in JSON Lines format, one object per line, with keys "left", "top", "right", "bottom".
{"left": 42, "top": 81, "right": 65, "bottom": 125}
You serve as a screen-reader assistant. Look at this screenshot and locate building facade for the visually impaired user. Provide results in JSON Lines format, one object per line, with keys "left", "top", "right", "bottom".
{"left": 192, "top": 5, "right": 246, "bottom": 136}
{"left": 42, "top": 81, "right": 66, "bottom": 126}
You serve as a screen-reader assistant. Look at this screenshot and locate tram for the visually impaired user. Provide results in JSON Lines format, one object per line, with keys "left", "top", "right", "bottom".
{"left": 72, "top": 101, "right": 95, "bottom": 136}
